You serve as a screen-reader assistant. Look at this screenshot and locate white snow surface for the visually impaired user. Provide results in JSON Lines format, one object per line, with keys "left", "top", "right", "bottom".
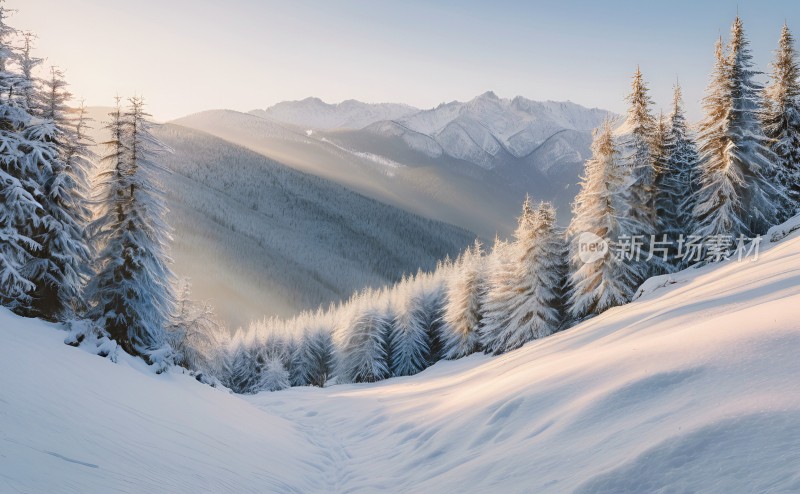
{"left": 2, "top": 219, "right": 800, "bottom": 492}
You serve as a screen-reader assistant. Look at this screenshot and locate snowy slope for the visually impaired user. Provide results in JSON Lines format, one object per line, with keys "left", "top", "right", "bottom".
{"left": 172, "top": 109, "right": 529, "bottom": 238}
{"left": 84, "top": 108, "right": 474, "bottom": 330}
{"left": 3, "top": 219, "right": 799, "bottom": 492}
{"left": 252, "top": 97, "right": 419, "bottom": 130}
{"left": 174, "top": 96, "right": 612, "bottom": 238}
{"left": 151, "top": 124, "right": 474, "bottom": 329}
{"left": 0, "top": 312, "right": 316, "bottom": 493}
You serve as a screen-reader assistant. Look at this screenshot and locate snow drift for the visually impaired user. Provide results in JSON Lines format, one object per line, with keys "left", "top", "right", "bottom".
{"left": 2, "top": 218, "right": 799, "bottom": 493}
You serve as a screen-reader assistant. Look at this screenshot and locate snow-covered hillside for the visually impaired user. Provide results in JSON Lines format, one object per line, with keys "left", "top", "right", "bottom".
{"left": 153, "top": 124, "right": 474, "bottom": 329}
{"left": 174, "top": 94, "right": 614, "bottom": 238}
{"left": 172, "top": 109, "right": 528, "bottom": 238}
{"left": 84, "top": 107, "right": 474, "bottom": 330}
{"left": 3, "top": 218, "right": 799, "bottom": 493}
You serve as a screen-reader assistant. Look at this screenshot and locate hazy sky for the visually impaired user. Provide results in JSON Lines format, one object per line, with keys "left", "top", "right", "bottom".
{"left": 12, "top": 0, "right": 800, "bottom": 121}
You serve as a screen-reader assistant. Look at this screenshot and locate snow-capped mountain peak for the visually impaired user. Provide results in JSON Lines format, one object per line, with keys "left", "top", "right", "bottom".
{"left": 366, "top": 92, "right": 615, "bottom": 169}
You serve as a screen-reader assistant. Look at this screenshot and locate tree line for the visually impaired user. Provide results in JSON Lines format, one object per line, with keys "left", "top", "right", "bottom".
{"left": 1, "top": 5, "right": 797, "bottom": 389}
{"left": 213, "top": 16, "right": 800, "bottom": 393}
{"left": 0, "top": 3, "right": 215, "bottom": 373}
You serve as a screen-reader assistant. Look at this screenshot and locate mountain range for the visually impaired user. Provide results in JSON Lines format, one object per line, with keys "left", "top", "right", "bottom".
{"left": 84, "top": 107, "right": 472, "bottom": 330}
{"left": 86, "top": 93, "right": 612, "bottom": 328}
{"left": 183, "top": 92, "right": 613, "bottom": 237}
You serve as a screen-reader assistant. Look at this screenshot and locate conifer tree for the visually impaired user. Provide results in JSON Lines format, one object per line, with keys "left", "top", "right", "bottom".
{"left": 87, "top": 97, "right": 176, "bottom": 369}
{"left": 656, "top": 83, "right": 702, "bottom": 264}
{"left": 441, "top": 240, "right": 485, "bottom": 359}
{"left": 338, "top": 294, "right": 391, "bottom": 383}
{"left": 390, "top": 281, "right": 431, "bottom": 377}
{"left": 18, "top": 32, "right": 41, "bottom": 113}
{"left": 478, "top": 233, "right": 514, "bottom": 341}
{"left": 694, "top": 19, "right": 782, "bottom": 239}
{"left": 21, "top": 68, "right": 92, "bottom": 320}
{"left": 261, "top": 356, "right": 290, "bottom": 392}
{"left": 618, "top": 67, "right": 658, "bottom": 239}
{"left": 763, "top": 23, "right": 800, "bottom": 218}
{"left": 419, "top": 272, "right": 447, "bottom": 365}
{"left": 296, "top": 323, "right": 335, "bottom": 387}
{"left": 0, "top": 6, "right": 43, "bottom": 309}
{"left": 480, "top": 200, "right": 567, "bottom": 355}
{"left": 568, "top": 120, "right": 641, "bottom": 320}
{"left": 169, "top": 278, "right": 222, "bottom": 373}
{"left": 222, "top": 339, "right": 267, "bottom": 394}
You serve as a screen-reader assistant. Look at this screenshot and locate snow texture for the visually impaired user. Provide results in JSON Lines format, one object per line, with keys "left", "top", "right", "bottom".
{"left": 3, "top": 216, "right": 799, "bottom": 493}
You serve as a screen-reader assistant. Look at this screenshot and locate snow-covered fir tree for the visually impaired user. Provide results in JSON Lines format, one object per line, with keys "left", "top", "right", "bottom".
{"left": 417, "top": 271, "right": 447, "bottom": 365}
{"left": 261, "top": 356, "right": 291, "bottom": 392}
{"left": 295, "top": 319, "right": 335, "bottom": 387}
{"left": 0, "top": 6, "right": 44, "bottom": 310}
{"left": 168, "top": 278, "right": 223, "bottom": 374}
{"left": 222, "top": 338, "right": 266, "bottom": 394}
{"left": 617, "top": 67, "right": 658, "bottom": 242}
{"left": 221, "top": 324, "right": 293, "bottom": 393}
{"left": 568, "top": 120, "right": 642, "bottom": 320}
{"left": 440, "top": 240, "right": 485, "bottom": 359}
{"left": 21, "top": 68, "right": 92, "bottom": 320}
{"left": 763, "top": 23, "right": 800, "bottom": 219}
{"left": 18, "top": 32, "right": 41, "bottom": 113}
{"left": 337, "top": 293, "right": 392, "bottom": 383}
{"left": 480, "top": 200, "right": 567, "bottom": 355}
{"left": 694, "top": 19, "right": 782, "bottom": 240}
{"left": 389, "top": 279, "right": 432, "bottom": 377}
{"left": 478, "top": 233, "right": 515, "bottom": 347}
{"left": 656, "top": 83, "right": 702, "bottom": 265}
{"left": 86, "top": 97, "right": 176, "bottom": 369}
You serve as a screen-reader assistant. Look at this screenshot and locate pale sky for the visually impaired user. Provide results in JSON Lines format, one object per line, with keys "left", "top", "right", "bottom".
{"left": 12, "top": 0, "right": 800, "bottom": 122}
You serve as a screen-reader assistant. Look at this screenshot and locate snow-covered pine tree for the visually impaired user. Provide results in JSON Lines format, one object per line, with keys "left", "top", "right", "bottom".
{"left": 296, "top": 317, "right": 335, "bottom": 387}
{"left": 221, "top": 337, "right": 265, "bottom": 394}
{"left": 389, "top": 279, "right": 431, "bottom": 377}
{"left": 337, "top": 293, "right": 392, "bottom": 383}
{"left": 480, "top": 200, "right": 566, "bottom": 355}
{"left": 441, "top": 240, "right": 485, "bottom": 359}
{"left": 86, "top": 97, "right": 176, "bottom": 369}
{"left": 18, "top": 32, "right": 42, "bottom": 113}
{"left": 656, "top": 83, "right": 702, "bottom": 254}
{"left": 693, "top": 37, "right": 734, "bottom": 236}
{"left": 694, "top": 19, "right": 782, "bottom": 240}
{"left": 648, "top": 111, "right": 672, "bottom": 273}
{"left": 568, "top": 120, "right": 642, "bottom": 320}
{"left": 287, "top": 335, "right": 304, "bottom": 387}
{"left": 617, "top": 67, "right": 658, "bottom": 242}
{"left": 479, "top": 204, "right": 528, "bottom": 353}
{"left": 418, "top": 271, "right": 447, "bottom": 365}
{"left": 763, "top": 23, "right": 800, "bottom": 219}
{"left": 168, "top": 278, "right": 223, "bottom": 374}
{"left": 261, "top": 356, "right": 290, "bottom": 392}
{"left": 0, "top": 6, "right": 44, "bottom": 310}
{"left": 21, "top": 68, "right": 92, "bottom": 320}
